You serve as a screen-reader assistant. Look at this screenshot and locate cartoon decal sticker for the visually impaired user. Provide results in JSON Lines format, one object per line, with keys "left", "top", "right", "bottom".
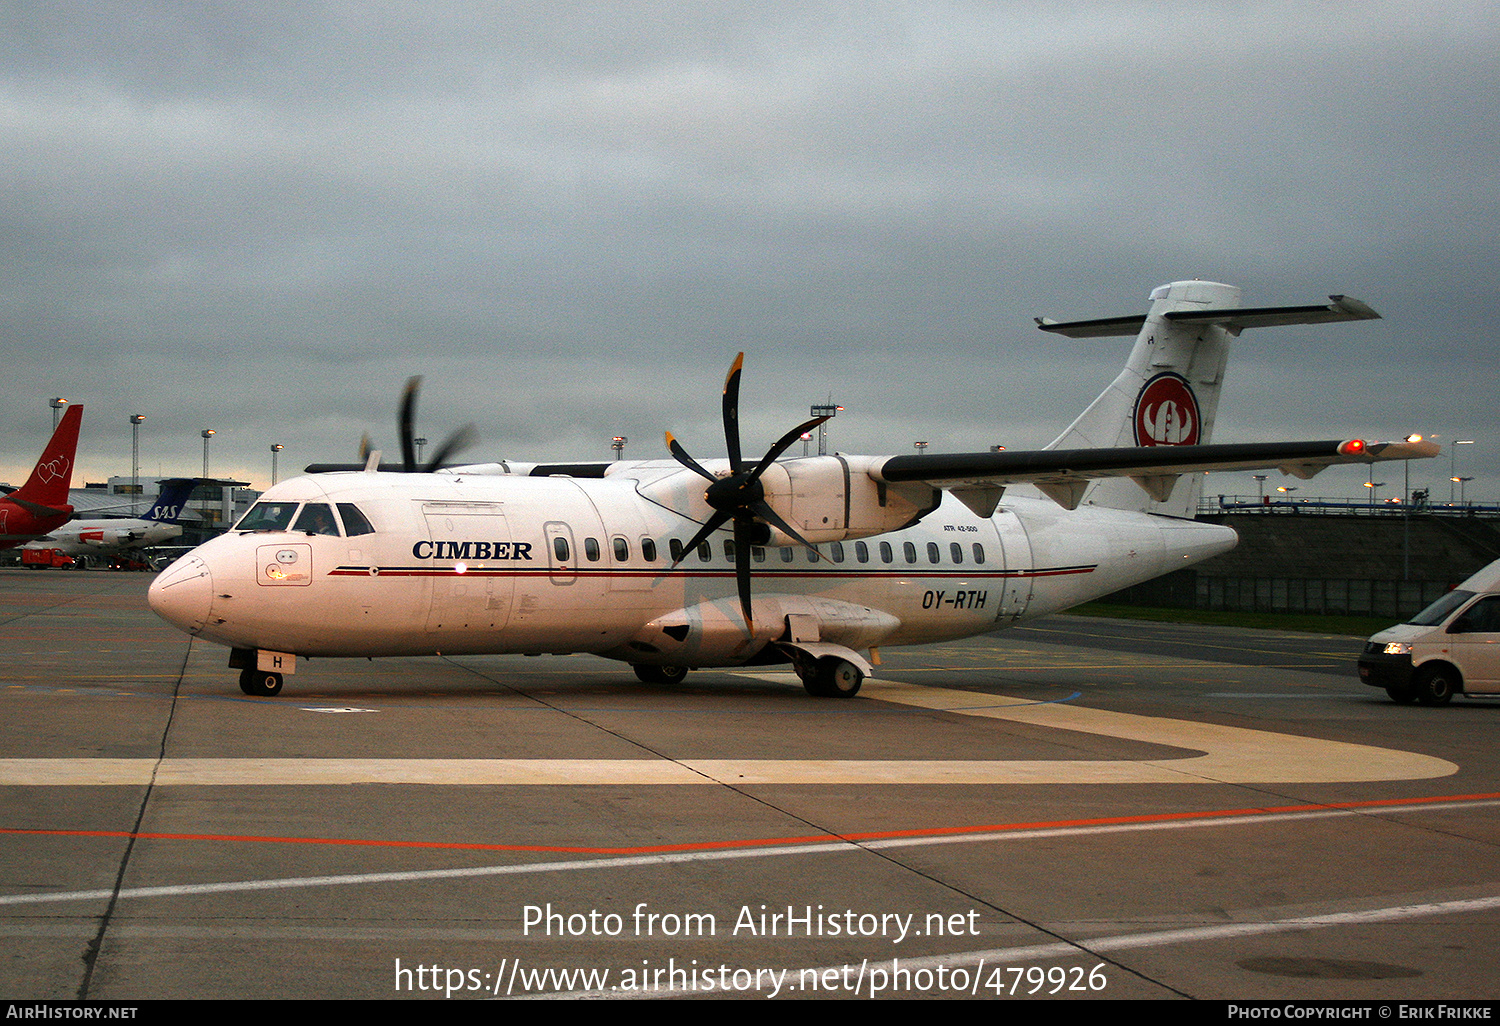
{"left": 1133, "top": 372, "right": 1200, "bottom": 446}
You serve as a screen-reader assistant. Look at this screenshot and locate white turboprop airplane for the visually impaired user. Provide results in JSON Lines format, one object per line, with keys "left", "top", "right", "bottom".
{"left": 149, "top": 280, "right": 1436, "bottom": 698}
{"left": 23, "top": 478, "right": 197, "bottom": 562}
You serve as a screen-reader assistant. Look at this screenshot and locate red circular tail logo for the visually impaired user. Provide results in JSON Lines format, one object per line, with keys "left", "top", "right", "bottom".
{"left": 1134, "top": 373, "right": 1200, "bottom": 446}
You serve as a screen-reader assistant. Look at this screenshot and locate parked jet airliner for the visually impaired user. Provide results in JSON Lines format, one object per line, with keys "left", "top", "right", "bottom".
{"left": 149, "top": 281, "right": 1435, "bottom": 697}
{"left": 23, "top": 478, "right": 197, "bottom": 562}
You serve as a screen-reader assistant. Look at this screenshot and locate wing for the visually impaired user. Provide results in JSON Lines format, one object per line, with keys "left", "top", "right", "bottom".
{"left": 874, "top": 437, "right": 1436, "bottom": 515}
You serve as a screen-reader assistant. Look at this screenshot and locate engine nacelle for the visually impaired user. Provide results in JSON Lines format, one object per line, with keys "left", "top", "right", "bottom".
{"left": 758, "top": 455, "right": 939, "bottom": 544}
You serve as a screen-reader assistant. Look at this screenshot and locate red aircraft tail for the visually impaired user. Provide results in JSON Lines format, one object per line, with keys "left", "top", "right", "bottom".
{"left": 11, "top": 405, "right": 82, "bottom": 509}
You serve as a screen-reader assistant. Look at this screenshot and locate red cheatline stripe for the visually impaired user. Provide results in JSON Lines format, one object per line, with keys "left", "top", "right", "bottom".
{"left": 4, "top": 792, "right": 1495, "bottom": 856}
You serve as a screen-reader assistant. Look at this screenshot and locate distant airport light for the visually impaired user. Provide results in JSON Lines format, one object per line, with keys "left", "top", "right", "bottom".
{"left": 611, "top": 436, "right": 627, "bottom": 460}
{"left": 811, "top": 404, "right": 842, "bottom": 456}
{"left": 271, "top": 443, "right": 284, "bottom": 485}
{"left": 201, "top": 429, "right": 216, "bottom": 478}
{"left": 50, "top": 398, "right": 68, "bottom": 430}
{"left": 914, "top": 441, "right": 929, "bottom": 454}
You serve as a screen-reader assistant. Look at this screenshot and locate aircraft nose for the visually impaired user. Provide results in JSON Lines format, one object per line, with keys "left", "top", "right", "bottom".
{"left": 148, "top": 555, "right": 214, "bottom": 635}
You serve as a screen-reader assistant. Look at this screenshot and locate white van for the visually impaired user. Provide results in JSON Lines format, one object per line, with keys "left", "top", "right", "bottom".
{"left": 1358, "top": 558, "right": 1500, "bottom": 705}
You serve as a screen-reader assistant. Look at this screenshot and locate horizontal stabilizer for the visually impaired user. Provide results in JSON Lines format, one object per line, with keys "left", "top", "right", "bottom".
{"left": 1036, "top": 294, "right": 1380, "bottom": 339}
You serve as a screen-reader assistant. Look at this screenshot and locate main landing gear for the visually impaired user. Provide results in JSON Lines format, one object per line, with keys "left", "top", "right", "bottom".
{"left": 239, "top": 667, "right": 284, "bottom": 697}
{"left": 799, "top": 656, "right": 864, "bottom": 699}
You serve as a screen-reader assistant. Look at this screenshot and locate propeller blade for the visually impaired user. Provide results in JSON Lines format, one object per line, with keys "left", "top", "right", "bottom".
{"left": 731, "top": 514, "right": 755, "bottom": 631}
{"left": 751, "top": 415, "right": 831, "bottom": 479}
{"left": 399, "top": 377, "right": 421, "bottom": 474}
{"left": 668, "top": 510, "right": 733, "bottom": 570}
{"left": 752, "top": 499, "right": 822, "bottom": 558}
{"left": 422, "top": 424, "right": 477, "bottom": 472}
{"left": 666, "top": 432, "right": 716, "bottom": 482}
{"left": 722, "top": 352, "right": 744, "bottom": 471}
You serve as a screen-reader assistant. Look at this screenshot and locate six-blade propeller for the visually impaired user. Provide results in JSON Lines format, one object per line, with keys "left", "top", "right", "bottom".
{"left": 665, "top": 353, "right": 829, "bottom": 632}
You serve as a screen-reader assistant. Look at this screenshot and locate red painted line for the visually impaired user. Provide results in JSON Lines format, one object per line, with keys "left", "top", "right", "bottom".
{"left": 327, "top": 565, "right": 1097, "bottom": 581}
{"left": 5, "top": 792, "right": 1496, "bottom": 857}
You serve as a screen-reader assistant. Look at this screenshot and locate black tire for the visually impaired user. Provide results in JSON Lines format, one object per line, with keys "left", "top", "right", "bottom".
{"left": 1384, "top": 686, "right": 1417, "bottom": 705}
{"left": 239, "top": 667, "right": 284, "bottom": 697}
{"left": 633, "top": 664, "right": 689, "bottom": 685}
{"left": 804, "top": 657, "right": 863, "bottom": 698}
{"left": 1414, "top": 665, "right": 1458, "bottom": 706}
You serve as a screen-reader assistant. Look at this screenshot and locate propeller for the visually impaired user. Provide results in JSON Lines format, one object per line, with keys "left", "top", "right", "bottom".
{"left": 373, "top": 377, "right": 476, "bottom": 473}
{"left": 665, "top": 353, "right": 830, "bottom": 632}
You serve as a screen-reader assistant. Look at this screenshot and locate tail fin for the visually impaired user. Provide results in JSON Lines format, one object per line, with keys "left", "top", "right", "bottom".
{"left": 143, "top": 478, "right": 197, "bottom": 523}
{"left": 12, "top": 405, "right": 83, "bottom": 510}
{"left": 1037, "top": 281, "right": 1379, "bottom": 518}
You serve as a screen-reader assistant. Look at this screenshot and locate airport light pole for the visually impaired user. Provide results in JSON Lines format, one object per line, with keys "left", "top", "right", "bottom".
{"left": 1453, "top": 476, "right": 1474, "bottom": 505}
{"left": 415, "top": 437, "right": 427, "bottom": 464}
{"left": 50, "top": 398, "right": 67, "bottom": 430}
{"left": 1365, "top": 480, "right": 1384, "bottom": 510}
{"left": 201, "top": 429, "right": 215, "bottom": 479}
{"left": 1450, "top": 440, "right": 1474, "bottom": 503}
{"left": 811, "top": 404, "right": 842, "bottom": 456}
{"left": 914, "top": 440, "right": 929, "bottom": 455}
{"left": 271, "top": 444, "right": 284, "bottom": 486}
{"left": 611, "top": 436, "right": 627, "bottom": 461}
{"left": 130, "top": 415, "right": 145, "bottom": 515}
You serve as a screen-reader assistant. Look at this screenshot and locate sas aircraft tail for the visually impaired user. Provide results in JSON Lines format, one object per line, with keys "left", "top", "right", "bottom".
{"left": 142, "top": 478, "right": 198, "bottom": 523}
{"left": 1036, "top": 280, "right": 1380, "bottom": 518}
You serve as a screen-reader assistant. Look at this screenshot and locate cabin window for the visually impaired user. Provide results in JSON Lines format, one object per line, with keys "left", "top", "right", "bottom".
{"left": 641, "top": 538, "right": 657, "bottom": 562}
{"left": 781, "top": 547, "right": 794, "bottom": 563}
{"left": 236, "top": 501, "right": 298, "bottom": 532}
{"left": 879, "top": 541, "right": 893, "bottom": 564}
{"left": 584, "top": 537, "right": 601, "bottom": 562}
{"left": 553, "top": 536, "right": 570, "bottom": 562}
{"left": 669, "top": 538, "right": 683, "bottom": 562}
{"left": 752, "top": 546, "right": 766, "bottom": 563}
{"left": 950, "top": 542, "right": 964, "bottom": 564}
{"left": 293, "top": 503, "right": 340, "bottom": 536}
{"left": 697, "top": 541, "right": 711, "bottom": 561}
{"left": 903, "top": 541, "right": 917, "bottom": 564}
{"left": 613, "top": 536, "right": 629, "bottom": 561}
{"left": 806, "top": 547, "right": 821, "bottom": 563}
{"left": 855, "top": 541, "right": 869, "bottom": 563}
{"left": 972, "top": 543, "right": 985, "bottom": 564}
{"left": 830, "top": 541, "right": 845, "bottom": 563}
{"left": 927, "top": 542, "right": 940, "bottom": 564}
{"left": 724, "top": 540, "right": 735, "bottom": 561}
{"left": 336, "top": 503, "right": 375, "bottom": 536}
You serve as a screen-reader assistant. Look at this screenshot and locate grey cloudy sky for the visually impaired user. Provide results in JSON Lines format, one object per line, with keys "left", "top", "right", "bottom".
{"left": 2, "top": 1, "right": 1496, "bottom": 504}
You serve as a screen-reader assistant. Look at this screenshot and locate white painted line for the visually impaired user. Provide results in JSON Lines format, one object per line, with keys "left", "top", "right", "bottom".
{"left": 546, "top": 893, "right": 1500, "bottom": 999}
{"left": 0, "top": 679, "right": 1455, "bottom": 785}
{"left": 5, "top": 796, "right": 1496, "bottom": 909}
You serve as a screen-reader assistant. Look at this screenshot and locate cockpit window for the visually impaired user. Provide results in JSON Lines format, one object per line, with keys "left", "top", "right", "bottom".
{"left": 236, "top": 502, "right": 299, "bottom": 532}
{"left": 293, "top": 503, "right": 340, "bottom": 536}
{"left": 337, "top": 503, "right": 376, "bottom": 536}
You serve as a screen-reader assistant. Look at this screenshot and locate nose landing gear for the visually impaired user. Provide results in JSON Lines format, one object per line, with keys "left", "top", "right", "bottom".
{"left": 239, "top": 668, "right": 284, "bottom": 697}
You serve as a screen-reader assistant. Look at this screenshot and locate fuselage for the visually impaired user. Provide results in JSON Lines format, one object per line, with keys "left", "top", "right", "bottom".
{"left": 26, "top": 517, "right": 181, "bottom": 556}
{"left": 0, "top": 499, "right": 73, "bottom": 551}
{"left": 148, "top": 460, "right": 1236, "bottom": 668}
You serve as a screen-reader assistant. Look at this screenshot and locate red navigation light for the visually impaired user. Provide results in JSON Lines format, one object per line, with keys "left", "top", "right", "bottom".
{"left": 1338, "top": 439, "right": 1367, "bottom": 455}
